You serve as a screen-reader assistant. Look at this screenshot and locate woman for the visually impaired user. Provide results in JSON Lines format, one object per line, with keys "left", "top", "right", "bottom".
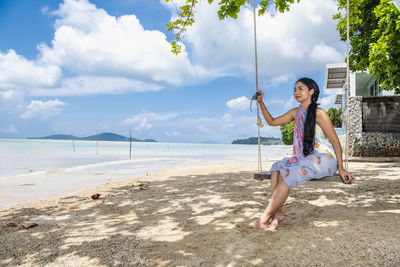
{"left": 242, "top": 77, "right": 355, "bottom": 231}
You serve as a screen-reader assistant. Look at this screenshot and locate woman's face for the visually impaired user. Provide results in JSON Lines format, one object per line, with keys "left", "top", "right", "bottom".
{"left": 294, "top": 81, "right": 314, "bottom": 103}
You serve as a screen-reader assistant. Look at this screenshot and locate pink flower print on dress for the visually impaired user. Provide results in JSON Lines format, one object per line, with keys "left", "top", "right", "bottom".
{"left": 285, "top": 168, "right": 290, "bottom": 178}
{"left": 316, "top": 156, "right": 321, "bottom": 165}
{"left": 301, "top": 166, "right": 307, "bottom": 175}
{"left": 328, "top": 168, "right": 332, "bottom": 175}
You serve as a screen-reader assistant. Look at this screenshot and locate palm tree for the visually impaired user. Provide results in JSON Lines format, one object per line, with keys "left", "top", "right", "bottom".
{"left": 327, "top": 107, "right": 343, "bottom": 128}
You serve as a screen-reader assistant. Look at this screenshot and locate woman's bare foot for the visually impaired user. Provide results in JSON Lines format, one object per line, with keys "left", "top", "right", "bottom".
{"left": 268, "top": 212, "right": 287, "bottom": 231}
{"left": 274, "top": 211, "right": 287, "bottom": 223}
{"left": 237, "top": 218, "right": 269, "bottom": 230}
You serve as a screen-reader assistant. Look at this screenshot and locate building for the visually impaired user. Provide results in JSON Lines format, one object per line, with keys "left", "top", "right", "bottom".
{"left": 325, "top": 63, "right": 395, "bottom": 105}
{"left": 325, "top": 63, "right": 400, "bottom": 157}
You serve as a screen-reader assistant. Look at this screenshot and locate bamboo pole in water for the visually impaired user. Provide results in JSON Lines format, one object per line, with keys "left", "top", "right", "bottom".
{"left": 96, "top": 131, "right": 99, "bottom": 156}
{"left": 129, "top": 130, "right": 132, "bottom": 159}
{"left": 72, "top": 139, "right": 75, "bottom": 152}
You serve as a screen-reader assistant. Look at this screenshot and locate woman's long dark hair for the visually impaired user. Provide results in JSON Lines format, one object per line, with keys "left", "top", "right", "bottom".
{"left": 296, "top": 77, "right": 320, "bottom": 157}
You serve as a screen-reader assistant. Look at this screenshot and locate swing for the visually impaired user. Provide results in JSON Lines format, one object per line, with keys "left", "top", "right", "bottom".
{"left": 250, "top": 0, "right": 350, "bottom": 183}
{"left": 250, "top": 0, "right": 267, "bottom": 180}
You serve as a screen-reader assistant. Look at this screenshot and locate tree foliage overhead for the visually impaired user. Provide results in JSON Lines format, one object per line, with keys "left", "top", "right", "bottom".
{"left": 334, "top": 0, "right": 400, "bottom": 93}
{"left": 165, "top": 0, "right": 299, "bottom": 54}
{"left": 166, "top": 0, "right": 399, "bottom": 93}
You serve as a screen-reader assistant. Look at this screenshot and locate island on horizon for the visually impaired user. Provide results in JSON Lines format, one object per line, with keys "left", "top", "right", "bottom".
{"left": 27, "top": 132, "right": 157, "bottom": 143}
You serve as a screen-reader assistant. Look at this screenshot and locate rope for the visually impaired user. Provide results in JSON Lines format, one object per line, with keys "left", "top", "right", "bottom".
{"left": 253, "top": 0, "right": 262, "bottom": 172}
{"left": 345, "top": 0, "right": 350, "bottom": 170}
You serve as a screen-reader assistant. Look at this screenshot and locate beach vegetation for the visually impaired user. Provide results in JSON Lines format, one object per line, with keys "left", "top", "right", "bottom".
{"left": 280, "top": 121, "right": 294, "bottom": 145}
{"left": 327, "top": 107, "right": 343, "bottom": 128}
{"left": 232, "top": 136, "right": 282, "bottom": 145}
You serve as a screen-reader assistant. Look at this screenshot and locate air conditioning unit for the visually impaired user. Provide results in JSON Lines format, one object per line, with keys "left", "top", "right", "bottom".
{"left": 325, "top": 63, "right": 347, "bottom": 90}
{"left": 334, "top": 94, "right": 343, "bottom": 105}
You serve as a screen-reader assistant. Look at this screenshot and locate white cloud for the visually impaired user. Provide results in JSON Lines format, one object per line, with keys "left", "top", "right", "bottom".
{"left": 226, "top": 96, "right": 251, "bottom": 111}
{"left": 39, "top": 0, "right": 209, "bottom": 90}
{"left": 268, "top": 96, "right": 297, "bottom": 109}
{"left": 0, "top": 50, "right": 60, "bottom": 89}
{"left": 31, "top": 76, "right": 162, "bottom": 96}
{"left": 0, "top": 0, "right": 212, "bottom": 98}
{"left": 0, "top": 125, "right": 17, "bottom": 134}
{"left": 165, "top": 130, "right": 181, "bottom": 137}
{"left": 21, "top": 99, "right": 68, "bottom": 119}
{"left": 172, "top": 0, "right": 344, "bottom": 79}
{"left": 41, "top": 6, "right": 49, "bottom": 14}
{"left": 0, "top": 0, "right": 345, "bottom": 98}
{"left": 122, "top": 112, "right": 180, "bottom": 132}
{"left": 123, "top": 112, "right": 179, "bottom": 125}
{"left": 0, "top": 90, "right": 16, "bottom": 99}
{"left": 310, "top": 42, "right": 343, "bottom": 63}
{"left": 319, "top": 94, "right": 337, "bottom": 110}
{"left": 135, "top": 118, "right": 152, "bottom": 132}
{"left": 268, "top": 74, "right": 296, "bottom": 87}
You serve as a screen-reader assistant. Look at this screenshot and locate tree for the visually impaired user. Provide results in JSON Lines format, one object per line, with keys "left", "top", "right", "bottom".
{"left": 327, "top": 107, "right": 343, "bottom": 128}
{"left": 334, "top": 0, "right": 400, "bottom": 93}
{"left": 166, "top": 0, "right": 400, "bottom": 93}
{"left": 280, "top": 121, "right": 294, "bottom": 145}
{"left": 165, "top": 0, "right": 299, "bottom": 54}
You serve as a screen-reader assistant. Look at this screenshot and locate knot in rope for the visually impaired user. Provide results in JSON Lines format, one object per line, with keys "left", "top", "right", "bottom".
{"left": 257, "top": 115, "right": 264, "bottom": 128}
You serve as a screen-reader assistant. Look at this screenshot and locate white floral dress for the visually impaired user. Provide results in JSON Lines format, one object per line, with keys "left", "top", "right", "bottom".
{"left": 267, "top": 105, "right": 338, "bottom": 188}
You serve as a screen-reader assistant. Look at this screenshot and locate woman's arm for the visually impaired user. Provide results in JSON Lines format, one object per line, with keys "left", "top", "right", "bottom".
{"left": 316, "top": 108, "right": 355, "bottom": 184}
{"left": 257, "top": 90, "right": 297, "bottom": 126}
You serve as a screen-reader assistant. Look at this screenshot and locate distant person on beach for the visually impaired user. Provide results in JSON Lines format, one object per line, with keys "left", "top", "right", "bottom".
{"left": 241, "top": 77, "right": 355, "bottom": 231}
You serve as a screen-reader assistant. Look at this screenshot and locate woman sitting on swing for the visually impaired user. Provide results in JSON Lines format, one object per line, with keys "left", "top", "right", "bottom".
{"left": 242, "top": 77, "right": 355, "bottom": 231}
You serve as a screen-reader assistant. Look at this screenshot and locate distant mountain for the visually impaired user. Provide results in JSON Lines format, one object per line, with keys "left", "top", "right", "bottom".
{"left": 81, "top": 132, "right": 130, "bottom": 141}
{"left": 232, "top": 137, "right": 282, "bottom": 145}
{"left": 28, "top": 132, "right": 157, "bottom": 142}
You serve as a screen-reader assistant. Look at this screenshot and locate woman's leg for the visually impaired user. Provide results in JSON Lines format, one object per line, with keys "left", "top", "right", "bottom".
{"left": 242, "top": 174, "right": 290, "bottom": 230}
{"left": 270, "top": 172, "right": 286, "bottom": 220}
{"left": 270, "top": 171, "right": 280, "bottom": 193}
{"left": 260, "top": 174, "right": 290, "bottom": 230}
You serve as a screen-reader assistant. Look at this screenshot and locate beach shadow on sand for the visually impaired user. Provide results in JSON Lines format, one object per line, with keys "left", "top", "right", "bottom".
{"left": 1, "top": 162, "right": 400, "bottom": 266}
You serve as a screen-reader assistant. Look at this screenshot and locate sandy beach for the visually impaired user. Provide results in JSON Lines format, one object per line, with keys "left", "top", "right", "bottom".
{"left": 1, "top": 160, "right": 400, "bottom": 266}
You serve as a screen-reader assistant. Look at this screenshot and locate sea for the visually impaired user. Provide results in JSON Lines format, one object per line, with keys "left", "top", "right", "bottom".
{"left": 0, "top": 138, "right": 291, "bottom": 210}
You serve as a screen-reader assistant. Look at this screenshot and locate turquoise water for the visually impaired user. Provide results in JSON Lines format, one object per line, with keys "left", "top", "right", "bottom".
{"left": 0, "top": 138, "right": 291, "bottom": 210}
{"left": 0, "top": 138, "right": 290, "bottom": 177}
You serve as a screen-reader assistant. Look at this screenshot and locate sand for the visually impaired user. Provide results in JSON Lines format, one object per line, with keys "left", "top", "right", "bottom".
{"left": 1, "top": 160, "right": 400, "bottom": 266}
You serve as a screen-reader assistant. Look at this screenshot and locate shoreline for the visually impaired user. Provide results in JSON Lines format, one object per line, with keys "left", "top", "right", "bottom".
{"left": 1, "top": 160, "right": 400, "bottom": 266}
{"left": 0, "top": 158, "right": 269, "bottom": 212}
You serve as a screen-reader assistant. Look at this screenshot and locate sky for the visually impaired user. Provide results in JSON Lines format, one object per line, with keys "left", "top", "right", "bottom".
{"left": 0, "top": 0, "right": 345, "bottom": 143}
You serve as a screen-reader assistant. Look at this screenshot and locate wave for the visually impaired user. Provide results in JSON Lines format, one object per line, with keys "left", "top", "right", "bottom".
{"left": 0, "top": 157, "right": 175, "bottom": 182}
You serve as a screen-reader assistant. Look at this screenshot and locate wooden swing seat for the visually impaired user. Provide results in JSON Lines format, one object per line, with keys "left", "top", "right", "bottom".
{"left": 253, "top": 172, "right": 342, "bottom": 182}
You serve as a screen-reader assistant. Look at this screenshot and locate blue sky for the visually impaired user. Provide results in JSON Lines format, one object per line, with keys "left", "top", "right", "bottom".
{"left": 0, "top": 0, "right": 345, "bottom": 143}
